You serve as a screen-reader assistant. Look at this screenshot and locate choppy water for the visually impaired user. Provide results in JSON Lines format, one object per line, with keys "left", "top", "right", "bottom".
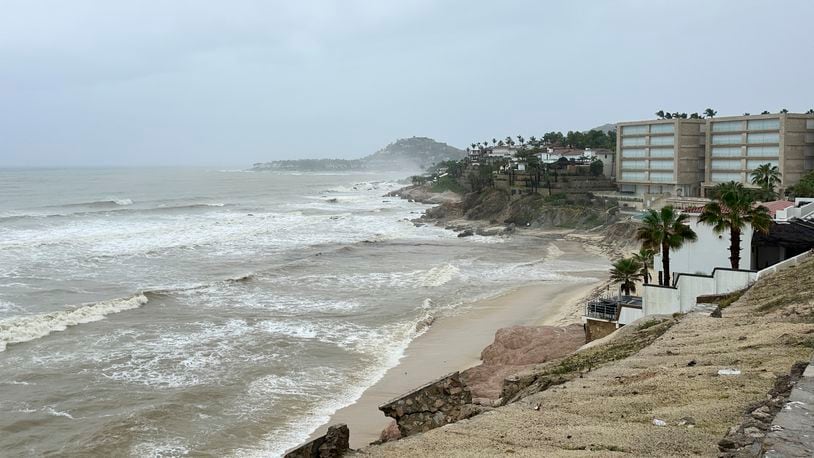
{"left": 0, "top": 167, "right": 608, "bottom": 456}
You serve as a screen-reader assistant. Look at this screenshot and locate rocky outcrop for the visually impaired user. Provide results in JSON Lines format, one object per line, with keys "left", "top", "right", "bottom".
{"left": 285, "top": 424, "right": 350, "bottom": 458}
{"left": 461, "top": 324, "right": 586, "bottom": 400}
{"left": 378, "top": 372, "right": 474, "bottom": 438}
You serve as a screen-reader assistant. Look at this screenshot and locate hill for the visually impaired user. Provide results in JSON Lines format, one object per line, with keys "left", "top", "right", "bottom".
{"left": 250, "top": 137, "right": 464, "bottom": 172}
{"left": 585, "top": 123, "right": 616, "bottom": 134}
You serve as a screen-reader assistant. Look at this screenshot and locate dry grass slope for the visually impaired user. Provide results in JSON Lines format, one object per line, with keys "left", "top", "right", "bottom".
{"left": 354, "top": 256, "right": 814, "bottom": 457}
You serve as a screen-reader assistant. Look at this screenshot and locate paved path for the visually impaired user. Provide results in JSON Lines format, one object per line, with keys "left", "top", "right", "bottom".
{"left": 764, "top": 357, "right": 814, "bottom": 457}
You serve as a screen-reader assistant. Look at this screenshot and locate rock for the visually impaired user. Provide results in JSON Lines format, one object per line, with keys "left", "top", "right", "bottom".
{"left": 743, "top": 426, "right": 764, "bottom": 438}
{"left": 678, "top": 417, "right": 696, "bottom": 426}
{"left": 710, "top": 306, "right": 722, "bottom": 318}
{"left": 687, "top": 360, "right": 697, "bottom": 367}
{"left": 285, "top": 424, "right": 350, "bottom": 458}
{"left": 652, "top": 418, "right": 667, "bottom": 427}
{"left": 457, "top": 229, "right": 474, "bottom": 238}
{"left": 751, "top": 405, "right": 773, "bottom": 422}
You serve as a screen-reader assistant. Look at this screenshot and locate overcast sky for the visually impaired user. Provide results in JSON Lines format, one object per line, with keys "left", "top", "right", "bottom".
{"left": 1, "top": 0, "right": 812, "bottom": 167}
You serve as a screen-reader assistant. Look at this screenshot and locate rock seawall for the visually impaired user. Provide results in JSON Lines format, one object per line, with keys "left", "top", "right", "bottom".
{"left": 378, "top": 372, "right": 474, "bottom": 438}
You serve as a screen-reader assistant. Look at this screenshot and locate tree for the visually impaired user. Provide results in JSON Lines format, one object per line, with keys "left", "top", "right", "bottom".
{"left": 699, "top": 182, "right": 772, "bottom": 270}
{"left": 492, "top": 138, "right": 497, "bottom": 145}
{"left": 780, "top": 108, "right": 789, "bottom": 114}
{"left": 636, "top": 206, "right": 698, "bottom": 286}
{"left": 749, "top": 163, "right": 782, "bottom": 198}
{"left": 632, "top": 248, "right": 655, "bottom": 285}
{"left": 761, "top": 110, "right": 770, "bottom": 115}
{"left": 690, "top": 112, "right": 701, "bottom": 119}
{"left": 807, "top": 109, "right": 814, "bottom": 115}
{"left": 411, "top": 175, "right": 428, "bottom": 186}
{"left": 610, "top": 258, "right": 642, "bottom": 296}
{"left": 789, "top": 170, "right": 814, "bottom": 198}
{"left": 743, "top": 112, "right": 751, "bottom": 116}
{"left": 497, "top": 140, "right": 505, "bottom": 147}
{"left": 704, "top": 108, "right": 717, "bottom": 118}
{"left": 655, "top": 110, "right": 666, "bottom": 119}
{"left": 589, "top": 159, "right": 604, "bottom": 177}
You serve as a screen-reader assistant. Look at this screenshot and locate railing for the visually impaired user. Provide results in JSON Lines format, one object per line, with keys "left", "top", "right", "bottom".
{"left": 585, "top": 299, "right": 619, "bottom": 321}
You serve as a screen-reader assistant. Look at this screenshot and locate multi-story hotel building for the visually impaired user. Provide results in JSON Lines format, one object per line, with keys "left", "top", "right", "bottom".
{"left": 703, "top": 113, "right": 814, "bottom": 195}
{"left": 615, "top": 118, "right": 706, "bottom": 197}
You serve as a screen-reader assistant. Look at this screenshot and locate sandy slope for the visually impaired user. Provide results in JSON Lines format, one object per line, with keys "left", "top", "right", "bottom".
{"left": 353, "top": 256, "right": 814, "bottom": 457}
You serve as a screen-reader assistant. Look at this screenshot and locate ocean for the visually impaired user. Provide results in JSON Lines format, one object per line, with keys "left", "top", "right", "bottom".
{"left": 0, "top": 167, "right": 607, "bottom": 456}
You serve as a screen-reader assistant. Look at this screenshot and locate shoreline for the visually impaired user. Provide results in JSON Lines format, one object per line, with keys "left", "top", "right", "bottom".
{"left": 307, "top": 266, "right": 606, "bottom": 449}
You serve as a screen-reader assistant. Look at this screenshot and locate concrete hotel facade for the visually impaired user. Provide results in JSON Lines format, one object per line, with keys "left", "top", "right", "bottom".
{"left": 703, "top": 113, "right": 814, "bottom": 196}
{"left": 615, "top": 118, "right": 705, "bottom": 197}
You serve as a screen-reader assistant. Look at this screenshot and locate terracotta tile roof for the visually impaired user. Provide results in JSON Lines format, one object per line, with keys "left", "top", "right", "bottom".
{"left": 676, "top": 200, "right": 793, "bottom": 218}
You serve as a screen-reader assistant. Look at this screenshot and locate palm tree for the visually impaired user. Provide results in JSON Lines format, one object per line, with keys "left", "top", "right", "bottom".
{"left": 492, "top": 138, "right": 497, "bottom": 145}
{"left": 655, "top": 110, "right": 665, "bottom": 119}
{"left": 610, "top": 258, "right": 642, "bottom": 296}
{"left": 780, "top": 108, "right": 789, "bottom": 114}
{"left": 632, "top": 248, "right": 655, "bottom": 285}
{"left": 699, "top": 182, "right": 773, "bottom": 270}
{"left": 636, "top": 206, "right": 698, "bottom": 286}
{"left": 750, "top": 163, "right": 782, "bottom": 197}
{"left": 704, "top": 108, "right": 717, "bottom": 118}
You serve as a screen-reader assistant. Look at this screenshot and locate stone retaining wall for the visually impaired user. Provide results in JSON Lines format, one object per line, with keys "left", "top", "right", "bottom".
{"left": 284, "top": 424, "right": 349, "bottom": 458}
{"left": 378, "top": 372, "right": 472, "bottom": 437}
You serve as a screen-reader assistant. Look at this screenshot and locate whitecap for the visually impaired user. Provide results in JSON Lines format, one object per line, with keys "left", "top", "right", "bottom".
{"left": 0, "top": 294, "right": 149, "bottom": 352}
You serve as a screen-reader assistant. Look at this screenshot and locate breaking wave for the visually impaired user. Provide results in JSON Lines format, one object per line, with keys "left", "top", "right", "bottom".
{"left": 0, "top": 294, "right": 149, "bottom": 352}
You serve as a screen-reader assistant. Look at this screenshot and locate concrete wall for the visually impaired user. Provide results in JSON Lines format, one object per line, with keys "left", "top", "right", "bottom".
{"left": 654, "top": 216, "right": 754, "bottom": 280}
{"left": 643, "top": 285, "right": 681, "bottom": 316}
{"left": 618, "top": 306, "right": 644, "bottom": 325}
{"left": 585, "top": 319, "right": 617, "bottom": 342}
{"left": 643, "top": 268, "right": 757, "bottom": 316}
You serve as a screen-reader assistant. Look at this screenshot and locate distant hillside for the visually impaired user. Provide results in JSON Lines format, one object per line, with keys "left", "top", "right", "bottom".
{"left": 586, "top": 123, "right": 616, "bottom": 134}
{"left": 250, "top": 137, "right": 464, "bottom": 172}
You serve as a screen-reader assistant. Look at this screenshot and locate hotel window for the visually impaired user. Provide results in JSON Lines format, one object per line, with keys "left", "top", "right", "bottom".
{"left": 712, "top": 134, "right": 742, "bottom": 145}
{"left": 747, "top": 132, "right": 780, "bottom": 144}
{"left": 747, "top": 118, "right": 780, "bottom": 131}
{"left": 746, "top": 146, "right": 779, "bottom": 157}
{"left": 622, "top": 137, "right": 646, "bottom": 146}
{"left": 747, "top": 159, "right": 779, "bottom": 169}
{"left": 806, "top": 133, "right": 814, "bottom": 143}
{"left": 712, "top": 121, "right": 743, "bottom": 132}
{"left": 711, "top": 172, "right": 743, "bottom": 183}
{"left": 649, "top": 172, "right": 674, "bottom": 182}
{"left": 621, "top": 171, "right": 645, "bottom": 181}
{"left": 649, "top": 160, "right": 674, "bottom": 170}
{"left": 622, "top": 148, "right": 646, "bottom": 158}
{"left": 650, "top": 123, "right": 674, "bottom": 134}
{"left": 711, "top": 159, "right": 742, "bottom": 170}
{"left": 649, "top": 148, "right": 674, "bottom": 158}
{"left": 807, "top": 119, "right": 814, "bottom": 129}
{"left": 649, "top": 135, "right": 674, "bottom": 146}
{"left": 711, "top": 147, "right": 742, "bottom": 157}
{"left": 622, "top": 125, "right": 648, "bottom": 135}
{"left": 622, "top": 160, "right": 646, "bottom": 170}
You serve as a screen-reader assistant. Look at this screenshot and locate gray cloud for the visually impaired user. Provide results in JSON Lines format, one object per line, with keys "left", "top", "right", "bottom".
{"left": 1, "top": 0, "right": 812, "bottom": 167}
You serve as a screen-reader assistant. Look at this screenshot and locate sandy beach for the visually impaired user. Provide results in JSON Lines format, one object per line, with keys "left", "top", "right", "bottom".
{"left": 309, "top": 267, "right": 606, "bottom": 448}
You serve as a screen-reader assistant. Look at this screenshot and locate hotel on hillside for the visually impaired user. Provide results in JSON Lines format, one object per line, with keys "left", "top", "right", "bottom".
{"left": 616, "top": 112, "right": 814, "bottom": 199}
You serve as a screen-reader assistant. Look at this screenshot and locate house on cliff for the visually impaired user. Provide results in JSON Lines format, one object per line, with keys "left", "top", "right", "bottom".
{"left": 583, "top": 197, "right": 814, "bottom": 342}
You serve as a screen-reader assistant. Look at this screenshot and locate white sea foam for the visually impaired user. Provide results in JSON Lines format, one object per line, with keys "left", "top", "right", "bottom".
{"left": 44, "top": 406, "right": 75, "bottom": 419}
{"left": 112, "top": 198, "right": 133, "bottom": 206}
{"left": 0, "top": 294, "right": 148, "bottom": 352}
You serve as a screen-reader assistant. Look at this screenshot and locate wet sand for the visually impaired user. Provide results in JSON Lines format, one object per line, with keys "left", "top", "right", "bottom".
{"left": 309, "top": 271, "right": 605, "bottom": 448}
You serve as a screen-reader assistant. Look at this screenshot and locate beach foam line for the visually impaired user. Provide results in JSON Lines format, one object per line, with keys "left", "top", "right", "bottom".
{"left": 0, "top": 294, "right": 149, "bottom": 352}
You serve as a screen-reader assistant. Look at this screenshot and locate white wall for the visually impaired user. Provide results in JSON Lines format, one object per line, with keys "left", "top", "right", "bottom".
{"left": 618, "top": 306, "right": 644, "bottom": 325}
{"left": 643, "top": 286, "right": 680, "bottom": 315}
{"left": 654, "top": 216, "right": 754, "bottom": 280}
